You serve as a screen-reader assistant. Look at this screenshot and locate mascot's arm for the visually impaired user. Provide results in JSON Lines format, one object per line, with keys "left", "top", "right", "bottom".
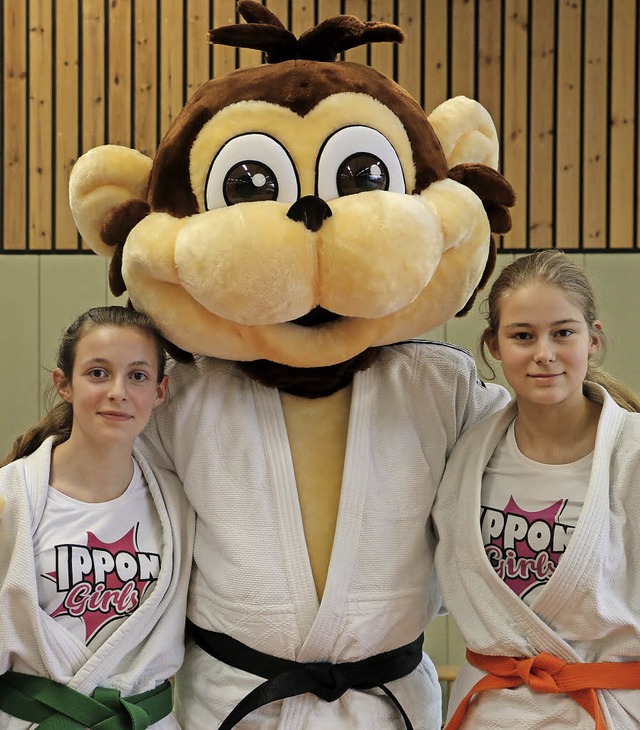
{"left": 137, "top": 409, "right": 179, "bottom": 477}
{"left": 447, "top": 352, "right": 512, "bottom": 438}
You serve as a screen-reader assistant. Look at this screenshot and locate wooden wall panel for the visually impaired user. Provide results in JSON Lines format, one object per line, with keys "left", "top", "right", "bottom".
{"left": 159, "top": 0, "right": 185, "bottom": 137}
{"left": 1, "top": 0, "right": 640, "bottom": 253}
{"left": 28, "top": 0, "right": 53, "bottom": 251}
{"left": 369, "top": 0, "right": 395, "bottom": 79}
{"left": 55, "top": 0, "right": 80, "bottom": 250}
{"left": 187, "top": 1, "right": 211, "bottom": 97}
{"left": 476, "top": 0, "right": 502, "bottom": 128}
{"left": 423, "top": 0, "right": 448, "bottom": 114}
{"left": 609, "top": 0, "right": 637, "bottom": 248}
{"left": 133, "top": 0, "right": 158, "bottom": 157}
{"left": 3, "top": 2, "right": 28, "bottom": 251}
{"left": 502, "top": 0, "right": 529, "bottom": 249}
{"left": 81, "top": 0, "right": 106, "bottom": 153}
{"left": 345, "top": 1, "right": 370, "bottom": 67}
{"left": 582, "top": 1, "right": 609, "bottom": 249}
{"left": 529, "top": 2, "right": 555, "bottom": 250}
{"left": 397, "top": 1, "right": 421, "bottom": 104}
{"left": 450, "top": 0, "right": 475, "bottom": 99}
{"left": 108, "top": 0, "right": 132, "bottom": 147}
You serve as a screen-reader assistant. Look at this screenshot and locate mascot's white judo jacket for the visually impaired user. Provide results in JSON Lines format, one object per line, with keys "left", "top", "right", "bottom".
{"left": 140, "top": 340, "right": 509, "bottom": 730}
{"left": 433, "top": 383, "right": 640, "bottom": 729}
{"left": 0, "top": 437, "right": 195, "bottom": 730}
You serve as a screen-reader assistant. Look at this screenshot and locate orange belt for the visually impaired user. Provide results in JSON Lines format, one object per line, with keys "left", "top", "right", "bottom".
{"left": 445, "top": 648, "right": 640, "bottom": 730}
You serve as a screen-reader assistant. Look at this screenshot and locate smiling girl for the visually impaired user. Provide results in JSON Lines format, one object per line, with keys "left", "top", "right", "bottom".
{"left": 0, "top": 306, "right": 194, "bottom": 729}
{"left": 433, "top": 250, "right": 640, "bottom": 729}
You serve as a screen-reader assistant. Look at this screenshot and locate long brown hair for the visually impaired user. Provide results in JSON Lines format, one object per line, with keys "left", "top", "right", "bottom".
{"left": 478, "top": 250, "right": 640, "bottom": 413}
{"left": 2, "top": 306, "right": 167, "bottom": 466}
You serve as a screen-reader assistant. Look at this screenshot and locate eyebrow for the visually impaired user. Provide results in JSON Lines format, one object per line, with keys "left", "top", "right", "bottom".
{"left": 83, "top": 358, "right": 153, "bottom": 367}
{"left": 503, "top": 318, "right": 582, "bottom": 329}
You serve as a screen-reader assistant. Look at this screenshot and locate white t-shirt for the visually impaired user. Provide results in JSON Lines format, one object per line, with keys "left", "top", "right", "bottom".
{"left": 33, "top": 459, "right": 163, "bottom": 651}
{"left": 480, "top": 418, "right": 592, "bottom": 605}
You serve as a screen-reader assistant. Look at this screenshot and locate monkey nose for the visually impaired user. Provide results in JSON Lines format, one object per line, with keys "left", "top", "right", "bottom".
{"left": 287, "top": 195, "right": 332, "bottom": 233}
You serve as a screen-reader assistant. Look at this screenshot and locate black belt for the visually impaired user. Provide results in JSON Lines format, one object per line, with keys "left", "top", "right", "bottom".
{"left": 188, "top": 619, "right": 423, "bottom": 729}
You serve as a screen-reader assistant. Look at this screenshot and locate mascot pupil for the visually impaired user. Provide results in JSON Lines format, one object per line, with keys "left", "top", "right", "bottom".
{"left": 69, "top": 1, "right": 515, "bottom": 728}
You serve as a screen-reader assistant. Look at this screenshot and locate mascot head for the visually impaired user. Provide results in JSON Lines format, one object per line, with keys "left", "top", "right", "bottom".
{"left": 70, "top": 0, "right": 514, "bottom": 391}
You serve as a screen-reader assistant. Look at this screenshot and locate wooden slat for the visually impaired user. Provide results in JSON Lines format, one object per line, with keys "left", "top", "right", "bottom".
{"left": 29, "top": 0, "right": 53, "bottom": 250}
{"left": 133, "top": 0, "right": 158, "bottom": 157}
{"left": 266, "top": 0, "right": 289, "bottom": 30}
{"left": 291, "top": 0, "right": 314, "bottom": 39}
{"left": 108, "top": 0, "right": 132, "bottom": 147}
{"left": 344, "top": 0, "right": 369, "bottom": 67}
{"left": 3, "top": 1, "right": 28, "bottom": 250}
{"left": 423, "top": 0, "right": 449, "bottom": 114}
{"left": 81, "top": 0, "right": 106, "bottom": 251}
{"left": 159, "top": 0, "right": 184, "bottom": 138}
{"left": 609, "top": 0, "right": 636, "bottom": 248}
{"left": 528, "top": 1, "right": 555, "bottom": 249}
{"left": 501, "top": 0, "right": 529, "bottom": 249}
{"left": 238, "top": 0, "right": 262, "bottom": 75}
{"left": 582, "top": 0, "right": 609, "bottom": 248}
{"left": 55, "top": 0, "right": 80, "bottom": 250}
{"left": 81, "top": 0, "right": 106, "bottom": 152}
{"left": 450, "top": 0, "right": 475, "bottom": 99}
{"left": 555, "top": 0, "right": 582, "bottom": 249}
{"left": 370, "top": 0, "right": 395, "bottom": 79}
{"left": 317, "top": 0, "right": 341, "bottom": 27}
{"left": 186, "top": 0, "right": 211, "bottom": 97}
{"left": 397, "top": 0, "right": 422, "bottom": 104}
{"left": 477, "top": 0, "right": 502, "bottom": 127}
{"left": 212, "top": 0, "right": 238, "bottom": 79}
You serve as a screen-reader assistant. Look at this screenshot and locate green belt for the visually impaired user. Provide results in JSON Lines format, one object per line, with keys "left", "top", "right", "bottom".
{"left": 0, "top": 671, "right": 172, "bottom": 729}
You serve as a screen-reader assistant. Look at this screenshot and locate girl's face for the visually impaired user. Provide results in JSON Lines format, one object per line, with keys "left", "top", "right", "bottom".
{"left": 54, "top": 325, "right": 167, "bottom": 449}
{"left": 488, "top": 282, "right": 601, "bottom": 410}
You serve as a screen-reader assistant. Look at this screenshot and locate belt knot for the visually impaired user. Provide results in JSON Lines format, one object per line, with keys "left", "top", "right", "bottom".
{"left": 303, "top": 662, "right": 350, "bottom": 702}
{"left": 514, "top": 651, "right": 567, "bottom": 693}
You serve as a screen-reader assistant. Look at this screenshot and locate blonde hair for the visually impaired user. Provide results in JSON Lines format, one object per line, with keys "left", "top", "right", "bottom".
{"left": 2, "top": 306, "right": 167, "bottom": 466}
{"left": 479, "top": 250, "right": 640, "bottom": 413}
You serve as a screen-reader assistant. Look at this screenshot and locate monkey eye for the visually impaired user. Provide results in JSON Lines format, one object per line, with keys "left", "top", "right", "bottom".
{"left": 316, "top": 126, "right": 406, "bottom": 201}
{"left": 205, "top": 133, "right": 300, "bottom": 209}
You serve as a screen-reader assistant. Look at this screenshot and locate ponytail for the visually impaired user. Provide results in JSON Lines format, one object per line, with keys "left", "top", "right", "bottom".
{"left": 587, "top": 364, "right": 640, "bottom": 414}
{"left": 1, "top": 400, "right": 72, "bottom": 467}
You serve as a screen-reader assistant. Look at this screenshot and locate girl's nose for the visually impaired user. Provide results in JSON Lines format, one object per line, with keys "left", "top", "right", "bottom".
{"left": 534, "top": 340, "right": 555, "bottom": 364}
{"left": 108, "top": 377, "right": 128, "bottom": 400}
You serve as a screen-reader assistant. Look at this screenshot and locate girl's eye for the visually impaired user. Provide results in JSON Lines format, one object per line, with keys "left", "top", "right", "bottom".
{"left": 513, "top": 332, "right": 531, "bottom": 341}
{"left": 88, "top": 368, "right": 107, "bottom": 378}
{"left": 556, "top": 329, "right": 574, "bottom": 338}
{"left": 130, "top": 371, "right": 149, "bottom": 382}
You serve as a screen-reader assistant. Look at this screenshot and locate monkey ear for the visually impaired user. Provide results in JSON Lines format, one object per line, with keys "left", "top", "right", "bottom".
{"left": 428, "top": 96, "right": 499, "bottom": 170}
{"left": 69, "top": 145, "right": 153, "bottom": 257}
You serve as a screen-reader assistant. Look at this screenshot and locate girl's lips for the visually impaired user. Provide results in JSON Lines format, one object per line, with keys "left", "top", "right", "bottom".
{"left": 99, "top": 411, "right": 132, "bottom": 420}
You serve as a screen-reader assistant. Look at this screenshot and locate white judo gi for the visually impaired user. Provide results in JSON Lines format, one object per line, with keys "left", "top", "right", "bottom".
{"left": 140, "top": 340, "right": 509, "bottom": 730}
{"left": 433, "top": 383, "right": 640, "bottom": 729}
{"left": 0, "top": 437, "right": 195, "bottom": 730}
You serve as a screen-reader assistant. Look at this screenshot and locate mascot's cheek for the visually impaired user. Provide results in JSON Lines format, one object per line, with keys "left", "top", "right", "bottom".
{"left": 123, "top": 213, "right": 184, "bottom": 286}
{"left": 174, "top": 204, "right": 317, "bottom": 325}
{"left": 319, "top": 191, "right": 444, "bottom": 318}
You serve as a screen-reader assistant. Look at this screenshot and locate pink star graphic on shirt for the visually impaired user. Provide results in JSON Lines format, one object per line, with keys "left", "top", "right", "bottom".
{"left": 46, "top": 526, "right": 157, "bottom": 643}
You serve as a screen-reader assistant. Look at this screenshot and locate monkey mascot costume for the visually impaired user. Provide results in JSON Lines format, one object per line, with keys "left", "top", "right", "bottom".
{"left": 69, "top": 2, "right": 515, "bottom": 728}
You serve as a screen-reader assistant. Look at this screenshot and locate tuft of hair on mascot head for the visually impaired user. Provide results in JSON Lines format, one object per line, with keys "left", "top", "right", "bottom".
{"left": 69, "top": 0, "right": 514, "bottom": 397}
